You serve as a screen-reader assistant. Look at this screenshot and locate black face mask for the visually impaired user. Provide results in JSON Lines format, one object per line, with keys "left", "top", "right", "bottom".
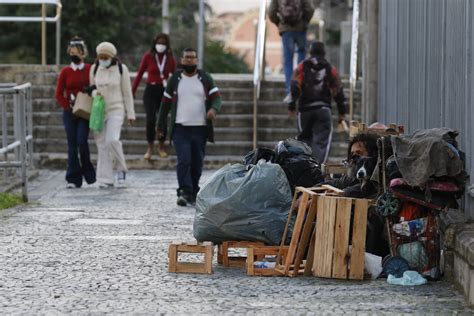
{"left": 182, "top": 64, "right": 197, "bottom": 74}
{"left": 70, "top": 55, "right": 81, "bottom": 64}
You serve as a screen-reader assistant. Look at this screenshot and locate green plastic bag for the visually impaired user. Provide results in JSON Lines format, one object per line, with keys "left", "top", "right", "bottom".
{"left": 89, "top": 95, "right": 105, "bottom": 132}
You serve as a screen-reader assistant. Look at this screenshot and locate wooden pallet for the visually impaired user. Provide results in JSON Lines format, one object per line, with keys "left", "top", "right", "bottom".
{"left": 275, "top": 187, "right": 320, "bottom": 277}
{"left": 168, "top": 241, "right": 213, "bottom": 274}
{"left": 217, "top": 241, "right": 265, "bottom": 268}
{"left": 312, "top": 196, "right": 371, "bottom": 280}
{"left": 246, "top": 246, "right": 289, "bottom": 276}
{"left": 349, "top": 120, "right": 404, "bottom": 137}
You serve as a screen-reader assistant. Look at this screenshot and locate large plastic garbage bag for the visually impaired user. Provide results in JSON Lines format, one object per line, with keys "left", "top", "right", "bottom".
{"left": 193, "top": 161, "right": 292, "bottom": 245}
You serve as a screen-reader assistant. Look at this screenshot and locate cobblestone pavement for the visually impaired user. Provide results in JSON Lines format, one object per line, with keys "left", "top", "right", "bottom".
{"left": 1, "top": 170, "right": 472, "bottom": 314}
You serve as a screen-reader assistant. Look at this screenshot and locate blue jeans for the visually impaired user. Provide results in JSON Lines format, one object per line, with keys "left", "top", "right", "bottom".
{"left": 63, "top": 110, "right": 96, "bottom": 187}
{"left": 172, "top": 124, "right": 207, "bottom": 198}
{"left": 282, "top": 31, "right": 307, "bottom": 94}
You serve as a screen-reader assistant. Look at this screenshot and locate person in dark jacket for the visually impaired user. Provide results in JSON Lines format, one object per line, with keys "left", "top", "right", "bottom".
{"left": 157, "top": 48, "right": 221, "bottom": 207}
{"left": 269, "top": 0, "right": 314, "bottom": 100}
{"left": 289, "top": 41, "right": 347, "bottom": 163}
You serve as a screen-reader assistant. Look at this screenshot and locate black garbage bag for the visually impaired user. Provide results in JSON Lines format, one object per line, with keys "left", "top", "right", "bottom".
{"left": 193, "top": 161, "right": 292, "bottom": 245}
{"left": 242, "top": 147, "right": 276, "bottom": 165}
{"left": 275, "top": 138, "right": 324, "bottom": 192}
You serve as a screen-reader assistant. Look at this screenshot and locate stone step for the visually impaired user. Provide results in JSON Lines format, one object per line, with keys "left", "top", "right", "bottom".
{"left": 33, "top": 125, "right": 351, "bottom": 143}
{"left": 31, "top": 112, "right": 358, "bottom": 129}
{"left": 33, "top": 96, "right": 361, "bottom": 115}
{"left": 35, "top": 152, "right": 347, "bottom": 170}
{"left": 34, "top": 138, "right": 349, "bottom": 157}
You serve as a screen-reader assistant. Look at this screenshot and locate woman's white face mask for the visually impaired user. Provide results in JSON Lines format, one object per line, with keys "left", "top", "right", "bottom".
{"left": 99, "top": 59, "right": 112, "bottom": 68}
{"left": 155, "top": 44, "right": 167, "bottom": 53}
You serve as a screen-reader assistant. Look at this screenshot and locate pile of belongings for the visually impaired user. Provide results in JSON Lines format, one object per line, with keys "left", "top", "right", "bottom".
{"left": 376, "top": 128, "right": 467, "bottom": 280}
{"left": 194, "top": 139, "right": 323, "bottom": 245}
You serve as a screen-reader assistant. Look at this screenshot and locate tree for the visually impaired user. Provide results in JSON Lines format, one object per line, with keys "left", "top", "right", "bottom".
{"left": 0, "top": 0, "right": 249, "bottom": 73}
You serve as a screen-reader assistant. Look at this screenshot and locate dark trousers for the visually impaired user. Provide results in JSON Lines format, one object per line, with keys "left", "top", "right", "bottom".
{"left": 63, "top": 110, "right": 96, "bottom": 187}
{"left": 172, "top": 124, "right": 207, "bottom": 198}
{"left": 143, "top": 84, "right": 166, "bottom": 144}
{"left": 297, "top": 106, "right": 332, "bottom": 163}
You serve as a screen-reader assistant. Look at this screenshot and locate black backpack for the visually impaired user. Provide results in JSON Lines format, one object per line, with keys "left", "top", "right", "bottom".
{"left": 278, "top": 0, "right": 303, "bottom": 25}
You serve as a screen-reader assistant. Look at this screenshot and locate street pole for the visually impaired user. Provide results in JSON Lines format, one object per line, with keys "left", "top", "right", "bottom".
{"left": 41, "top": 3, "right": 46, "bottom": 65}
{"left": 197, "top": 0, "right": 204, "bottom": 69}
{"left": 56, "top": 14, "right": 60, "bottom": 68}
{"left": 363, "top": 0, "right": 378, "bottom": 124}
{"left": 162, "top": 0, "right": 170, "bottom": 34}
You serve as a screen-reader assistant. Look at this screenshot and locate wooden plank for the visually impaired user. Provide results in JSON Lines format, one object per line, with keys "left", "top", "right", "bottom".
{"left": 221, "top": 242, "right": 229, "bottom": 267}
{"left": 313, "top": 195, "right": 327, "bottom": 276}
{"left": 321, "top": 184, "right": 344, "bottom": 194}
{"left": 175, "top": 245, "right": 210, "bottom": 253}
{"left": 320, "top": 197, "right": 337, "bottom": 277}
{"left": 276, "top": 190, "right": 299, "bottom": 266}
{"left": 304, "top": 229, "right": 316, "bottom": 276}
{"left": 295, "top": 186, "right": 320, "bottom": 196}
{"left": 175, "top": 262, "right": 206, "bottom": 274}
{"left": 289, "top": 195, "right": 318, "bottom": 277}
{"left": 282, "top": 191, "right": 309, "bottom": 274}
{"left": 246, "top": 247, "right": 255, "bottom": 276}
{"left": 168, "top": 244, "right": 178, "bottom": 273}
{"left": 331, "top": 198, "right": 352, "bottom": 279}
{"left": 204, "top": 244, "right": 213, "bottom": 274}
{"left": 349, "top": 199, "right": 369, "bottom": 280}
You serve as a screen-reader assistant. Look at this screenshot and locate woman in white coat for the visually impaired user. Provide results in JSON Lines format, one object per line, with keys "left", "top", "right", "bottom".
{"left": 88, "top": 42, "right": 135, "bottom": 188}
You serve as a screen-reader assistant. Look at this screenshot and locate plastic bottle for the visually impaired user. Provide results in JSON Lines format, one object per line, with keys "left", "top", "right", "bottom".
{"left": 253, "top": 261, "right": 276, "bottom": 269}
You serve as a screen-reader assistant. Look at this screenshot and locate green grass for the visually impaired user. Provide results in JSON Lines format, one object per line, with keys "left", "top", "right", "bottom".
{"left": 0, "top": 193, "right": 23, "bottom": 210}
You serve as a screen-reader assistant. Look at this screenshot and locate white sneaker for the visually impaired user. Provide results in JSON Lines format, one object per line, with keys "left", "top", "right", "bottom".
{"left": 283, "top": 93, "right": 292, "bottom": 104}
{"left": 98, "top": 182, "right": 113, "bottom": 189}
{"left": 66, "top": 183, "right": 76, "bottom": 189}
{"left": 116, "top": 171, "right": 127, "bottom": 188}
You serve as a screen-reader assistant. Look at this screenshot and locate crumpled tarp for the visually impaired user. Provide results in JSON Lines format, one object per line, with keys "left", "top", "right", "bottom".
{"left": 391, "top": 128, "right": 465, "bottom": 187}
{"left": 193, "top": 161, "right": 292, "bottom": 245}
{"left": 387, "top": 270, "right": 427, "bottom": 286}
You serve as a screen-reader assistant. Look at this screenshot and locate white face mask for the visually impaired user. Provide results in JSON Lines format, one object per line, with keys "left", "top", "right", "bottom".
{"left": 99, "top": 59, "right": 112, "bottom": 68}
{"left": 155, "top": 44, "right": 167, "bottom": 53}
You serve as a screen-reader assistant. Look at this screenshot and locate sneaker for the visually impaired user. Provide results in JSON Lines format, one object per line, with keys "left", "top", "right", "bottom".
{"left": 98, "top": 182, "right": 114, "bottom": 189}
{"left": 176, "top": 196, "right": 188, "bottom": 207}
{"left": 66, "top": 183, "right": 77, "bottom": 189}
{"left": 116, "top": 171, "right": 126, "bottom": 188}
{"left": 283, "top": 93, "right": 292, "bottom": 104}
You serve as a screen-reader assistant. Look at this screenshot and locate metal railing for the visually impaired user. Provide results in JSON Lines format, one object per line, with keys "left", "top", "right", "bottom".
{"left": 0, "top": 83, "right": 34, "bottom": 201}
{"left": 0, "top": 0, "right": 63, "bottom": 66}
{"left": 349, "top": 0, "right": 360, "bottom": 122}
{"left": 252, "top": 0, "right": 267, "bottom": 149}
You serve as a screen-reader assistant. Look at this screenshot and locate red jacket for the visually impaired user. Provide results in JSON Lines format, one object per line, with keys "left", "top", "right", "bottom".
{"left": 55, "top": 64, "right": 91, "bottom": 110}
{"left": 132, "top": 51, "right": 177, "bottom": 95}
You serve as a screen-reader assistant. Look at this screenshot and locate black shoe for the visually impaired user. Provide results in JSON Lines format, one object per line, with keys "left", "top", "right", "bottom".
{"left": 177, "top": 196, "right": 188, "bottom": 206}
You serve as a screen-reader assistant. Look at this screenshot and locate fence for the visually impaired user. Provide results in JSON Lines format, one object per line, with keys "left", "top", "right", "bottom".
{"left": 0, "top": 83, "right": 34, "bottom": 201}
{"left": 378, "top": 0, "right": 474, "bottom": 219}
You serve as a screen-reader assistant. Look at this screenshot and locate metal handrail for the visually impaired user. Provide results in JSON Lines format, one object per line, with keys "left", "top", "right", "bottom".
{"left": 252, "top": 0, "right": 267, "bottom": 149}
{"left": 0, "top": 0, "right": 63, "bottom": 66}
{"left": 0, "top": 82, "right": 33, "bottom": 201}
{"left": 349, "top": 0, "right": 360, "bottom": 122}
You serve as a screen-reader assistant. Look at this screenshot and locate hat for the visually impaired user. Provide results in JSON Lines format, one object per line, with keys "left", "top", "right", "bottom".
{"left": 96, "top": 42, "right": 117, "bottom": 57}
{"left": 309, "top": 41, "right": 325, "bottom": 57}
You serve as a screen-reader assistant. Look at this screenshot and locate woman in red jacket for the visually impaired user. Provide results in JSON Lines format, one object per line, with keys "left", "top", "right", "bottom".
{"left": 54, "top": 37, "right": 96, "bottom": 188}
{"left": 132, "top": 33, "right": 176, "bottom": 160}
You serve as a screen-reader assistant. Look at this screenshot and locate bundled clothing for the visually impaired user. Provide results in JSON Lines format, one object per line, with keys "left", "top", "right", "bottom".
{"left": 290, "top": 56, "right": 347, "bottom": 163}
{"left": 55, "top": 62, "right": 96, "bottom": 187}
{"left": 157, "top": 69, "right": 221, "bottom": 201}
{"left": 89, "top": 61, "right": 135, "bottom": 185}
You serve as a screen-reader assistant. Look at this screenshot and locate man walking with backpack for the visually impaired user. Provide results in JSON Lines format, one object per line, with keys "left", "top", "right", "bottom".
{"left": 288, "top": 41, "right": 347, "bottom": 164}
{"left": 269, "top": 0, "right": 314, "bottom": 102}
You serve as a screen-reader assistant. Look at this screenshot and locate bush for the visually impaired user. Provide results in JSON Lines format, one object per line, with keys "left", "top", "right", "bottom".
{"left": 0, "top": 193, "right": 23, "bottom": 210}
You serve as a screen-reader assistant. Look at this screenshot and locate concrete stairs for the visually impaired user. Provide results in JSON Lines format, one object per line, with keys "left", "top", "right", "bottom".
{"left": 20, "top": 72, "right": 361, "bottom": 169}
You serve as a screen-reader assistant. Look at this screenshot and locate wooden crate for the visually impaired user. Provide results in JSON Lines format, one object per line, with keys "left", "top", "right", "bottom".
{"left": 246, "top": 246, "right": 289, "bottom": 276}
{"left": 275, "top": 187, "right": 320, "bottom": 277}
{"left": 312, "top": 196, "right": 371, "bottom": 280}
{"left": 168, "top": 241, "right": 213, "bottom": 274}
{"left": 218, "top": 241, "right": 265, "bottom": 268}
{"left": 349, "top": 120, "right": 404, "bottom": 137}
